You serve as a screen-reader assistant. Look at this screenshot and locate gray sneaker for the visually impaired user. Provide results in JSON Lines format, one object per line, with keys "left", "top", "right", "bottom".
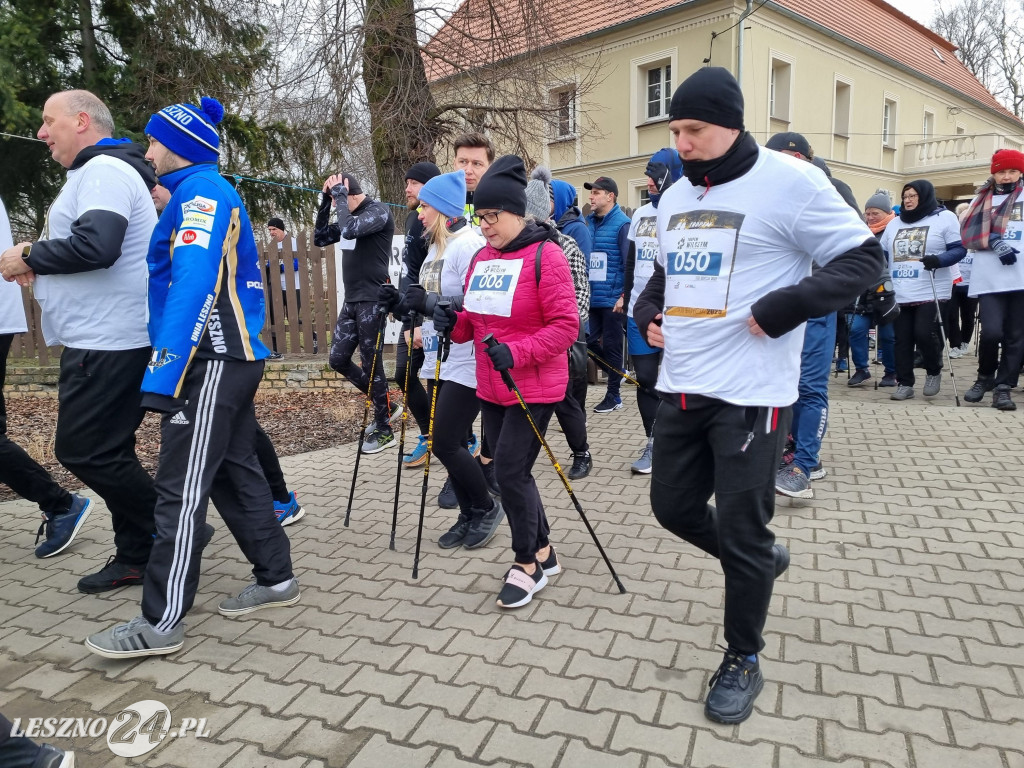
{"left": 775, "top": 466, "right": 812, "bottom": 499}
{"left": 890, "top": 384, "right": 915, "bottom": 400}
{"left": 361, "top": 427, "right": 396, "bottom": 454}
{"left": 85, "top": 615, "right": 184, "bottom": 659}
{"left": 630, "top": 438, "right": 654, "bottom": 474}
{"left": 218, "top": 579, "right": 300, "bottom": 617}
{"left": 923, "top": 373, "right": 941, "bottom": 396}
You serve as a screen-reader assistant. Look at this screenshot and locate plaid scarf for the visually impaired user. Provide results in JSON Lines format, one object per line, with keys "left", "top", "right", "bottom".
{"left": 961, "top": 178, "right": 1023, "bottom": 251}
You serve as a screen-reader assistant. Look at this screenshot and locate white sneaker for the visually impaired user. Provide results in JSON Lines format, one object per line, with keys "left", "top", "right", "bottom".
{"left": 948, "top": 347, "right": 963, "bottom": 359}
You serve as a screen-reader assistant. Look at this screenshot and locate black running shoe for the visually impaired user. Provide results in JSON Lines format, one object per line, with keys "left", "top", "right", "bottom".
{"left": 567, "top": 451, "right": 592, "bottom": 480}
{"left": 437, "top": 478, "right": 458, "bottom": 509}
{"left": 463, "top": 499, "right": 504, "bottom": 549}
{"left": 78, "top": 556, "right": 145, "bottom": 594}
{"left": 704, "top": 648, "right": 764, "bottom": 724}
{"left": 480, "top": 459, "right": 500, "bottom": 496}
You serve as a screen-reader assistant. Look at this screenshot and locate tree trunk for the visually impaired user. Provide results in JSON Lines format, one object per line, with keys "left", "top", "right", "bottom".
{"left": 78, "top": 0, "right": 99, "bottom": 91}
{"left": 361, "top": 0, "right": 443, "bottom": 206}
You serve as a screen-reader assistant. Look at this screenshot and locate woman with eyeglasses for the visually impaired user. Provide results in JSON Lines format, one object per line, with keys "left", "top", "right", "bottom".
{"left": 878, "top": 180, "right": 966, "bottom": 400}
{"left": 399, "top": 171, "right": 503, "bottom": 550}
{"left": 433, "top": 155, "right": 578, "bottom": 609}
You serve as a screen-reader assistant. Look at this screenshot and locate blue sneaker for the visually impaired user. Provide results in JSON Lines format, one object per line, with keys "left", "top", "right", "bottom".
{"left": 275, "top": 492, "right": 305, "bottom": 526}
{"left": 466, "top": 432, "right": 481, "bottom": 458}
{"left": 403, "top": 434, "right": 429, "bottom": 468}
{"left": 35, "top": 494, "right": 93, "bottom": 558}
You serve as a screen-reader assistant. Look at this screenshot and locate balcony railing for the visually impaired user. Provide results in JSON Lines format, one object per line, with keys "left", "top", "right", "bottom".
{"left": 903, "top": 134, "right": 1024, "bottom": 172}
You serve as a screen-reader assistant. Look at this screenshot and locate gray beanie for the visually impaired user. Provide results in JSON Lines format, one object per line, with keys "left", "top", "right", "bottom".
{"left": 865, "top": 191, "right": 892, "bottom": 213}
{"left": 525, "top": 179, "right": 551, "bottom": 221}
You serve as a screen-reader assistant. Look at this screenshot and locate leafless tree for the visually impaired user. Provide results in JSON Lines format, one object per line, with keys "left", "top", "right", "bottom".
{"left": 931, "top": 0, "right": 1024, "bottom": 119}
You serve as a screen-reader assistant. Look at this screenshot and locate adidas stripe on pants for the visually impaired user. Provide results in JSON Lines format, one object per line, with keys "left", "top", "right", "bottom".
{"left": 141, "top": 358, "right": 294, "bottom": 632}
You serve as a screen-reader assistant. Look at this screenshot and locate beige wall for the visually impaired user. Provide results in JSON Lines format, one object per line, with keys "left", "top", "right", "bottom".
{"left": 515, "top": 0, "right": 1024, "bottom": 210}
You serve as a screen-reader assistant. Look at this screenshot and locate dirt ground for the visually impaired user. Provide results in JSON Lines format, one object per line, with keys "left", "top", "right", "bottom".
{"left": 1, "top": 387, "right": 376, "bottom": 503}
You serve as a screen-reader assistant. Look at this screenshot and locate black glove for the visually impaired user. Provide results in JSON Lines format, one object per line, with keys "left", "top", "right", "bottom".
{"left": 645, "top": 161, "right": 671, "bottom": 193}
{"left": 377, "top": 283, "right": 399, "bottom": 311}
{"left": 404, "top": 284, "right": 427, "bottom": 314}
{"left": 992, "top": 238, "right": 1019, "bottom": 266}
{"left": 432, "top": 301, "right": 456, "bottom": 333}
{"left": 141, "top": 392, "right": 187, "bottom": 414}
{"left": 920, "top": 254, "right": 940, "bottom": 271}
{"left": 486, "top": 342, "right": 515, "bottom": 371}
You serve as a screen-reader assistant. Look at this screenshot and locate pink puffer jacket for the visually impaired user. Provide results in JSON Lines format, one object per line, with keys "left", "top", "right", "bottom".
{"left": 451, "top": 236, "right": 578, "bottom": 406}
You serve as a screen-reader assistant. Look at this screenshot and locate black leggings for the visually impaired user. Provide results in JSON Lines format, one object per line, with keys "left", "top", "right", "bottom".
{"left": 946, "top": 287, "right": 978, "bottom": 349}
{"left": 480, "top": 399, "right": 554, "bottom": 564}
{"left": 632, "top": 352, "right": 661, "bottom": 437}
{"left": 894, "top": 302, "right": 943, "bottom": 386}
{"left": 431, "top": 381, "right": 491, "bottom": 512}
{"left": 329, "top": 301, "right": 389, "bottom": 430}
{"left": 395, "top": 326, "right": 429, "bottom": 434}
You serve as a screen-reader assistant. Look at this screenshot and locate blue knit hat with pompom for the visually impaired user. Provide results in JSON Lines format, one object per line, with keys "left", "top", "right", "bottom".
{"left": 145, "top": 97, "right": 224, "bottom": 164}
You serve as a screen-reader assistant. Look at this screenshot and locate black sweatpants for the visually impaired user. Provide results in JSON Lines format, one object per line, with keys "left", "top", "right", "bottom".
{"left": 651, "top": 396, "right": 791, "bottom": 655}
{"left": 330, "top": 301, "right": 389, "bottom": 430}
{"left": 254, "top": 423, "right": 290, "bottom": 503}
{"left": 55, "top": 346, "right": 155, "bottom": 565}
{"left": 554, "top": 376, "right": 589, "bottom": 455}
{"left": 432, "top": 381, "right": 491, "bottom": 512}
{"left": 632, "top": 352, "right": 662, "bottom": 437}
{"left": 142, "top": 358, "right": 293, "bottom": 632}
{"left": 0, "top": 335, "right": 71, "bottom": 515}
{"left": 894, "top": 302, "right": 943, "bottom": 386}
{"left": 0, "top": 711, "right": 47, "bottom": 768}
{"left": 395, "top": 324, "right": 429, "bottom": 434}
{"left": 978, "top": 290, "right": 1024, "bottom": 386}
{"left": 946, "top": 286, "right": 978, "bottom": 349}
{"left": 587, "top": 307, "right": 624, "bottom": 397}
{"left": 480, "top": 399, "right": 555, "bottom": 565}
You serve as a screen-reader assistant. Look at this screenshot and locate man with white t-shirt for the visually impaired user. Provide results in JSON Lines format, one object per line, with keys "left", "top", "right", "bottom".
{"left": 0, "top": 91, "right": 160, "bottom": 593}
{"left": 633, "top": 67, "right": 882, "bottom": 725}
{"left": 0, "top": 195, "right": 93, "bottom": 559}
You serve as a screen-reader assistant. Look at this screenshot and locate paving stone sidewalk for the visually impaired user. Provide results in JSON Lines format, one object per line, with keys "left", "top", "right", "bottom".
{"left": 1, "top": 353, "right": 1022, "bottom": 767}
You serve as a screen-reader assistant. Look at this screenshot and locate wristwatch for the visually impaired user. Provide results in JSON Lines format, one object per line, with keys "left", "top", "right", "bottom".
{"left": 21, "top": 245, "right": 31, "bottom": 263}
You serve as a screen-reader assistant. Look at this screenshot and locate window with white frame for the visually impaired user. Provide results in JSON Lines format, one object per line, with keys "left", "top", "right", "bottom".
{"left": 834, "top": 80, "right": 851, "bottom": 136}
{"left": 551, "top": 87, "right": 576, "bottom": 140}
{"left": 645, "top": 63, "right": 671, "bottom": 120}
{"left": 882, "top": 98, "right": 897, "bottom": 146}
{"left": 770, "top": 58, "right": 792, "bottom": 121}
{"left": 923, "top": 110, "right": 935, "bottom": 139}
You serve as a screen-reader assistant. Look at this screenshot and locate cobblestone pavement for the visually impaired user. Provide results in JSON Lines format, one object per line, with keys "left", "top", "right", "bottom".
{"left": 2, "top": 353, "right": 1022, "bottom": 767}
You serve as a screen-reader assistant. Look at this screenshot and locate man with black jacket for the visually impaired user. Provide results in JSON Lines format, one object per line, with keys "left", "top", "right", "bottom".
{"left": 314, "top": 172, "right": 396, "bottom": 453}
{"left": 633, "top": 68, "right": 881, "bottom": 725}
{"left": 0, "top": 90, "right": 159, "bottom": 593}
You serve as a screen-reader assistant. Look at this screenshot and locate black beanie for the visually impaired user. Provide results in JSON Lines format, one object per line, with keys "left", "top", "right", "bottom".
{"left": 472, "top": 155, "right": 527, "bottom": 217}
{"left": 669, "top": 67, "right": 745, "bottom": 131}
{"left": 405, "top": 161, "right": 441, "bottom": 184}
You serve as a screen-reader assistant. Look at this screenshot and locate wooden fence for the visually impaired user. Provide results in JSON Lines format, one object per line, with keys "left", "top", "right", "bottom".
{"left": 11, "top": 233, "right": 338, "bottom": 363}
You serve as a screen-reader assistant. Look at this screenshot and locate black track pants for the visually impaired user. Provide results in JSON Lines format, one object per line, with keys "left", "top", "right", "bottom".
{"left": 142, "top": 359, "right": 293, "bottom": 632}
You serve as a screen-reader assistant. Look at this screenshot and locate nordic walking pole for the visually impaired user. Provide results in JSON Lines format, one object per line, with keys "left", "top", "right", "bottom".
{"left": 389, "top": 313, "right": 419, "bottom": 550}
{"left": 412, "top": 301, "right": 451, "bottom": 578}
{"left": 483, "top": 334, "right": 626, "bottom": 594}
{"left": 927, "top": 270, "right": 961, "bottom": 406}
{"left": 587, "top": 348, "right": 658, "bottom": 396}
{"left": 345, "top": 304, "right": 389, "bottom": 526}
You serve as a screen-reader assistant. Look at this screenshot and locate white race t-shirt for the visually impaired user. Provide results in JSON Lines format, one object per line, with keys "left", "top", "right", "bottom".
{"left": 654, "top": 148, "right": 871, "bottom": 407}
{"left": 879, "top": 209, "right": 962, "bottom": 302}
{"left": 276, "top": 237, "right": 300, "bottom": 290}
{"left": 627, "top": 203, "right": 659, "bottom": 317}
{"left": 33, "top": 154, "right": 155, "bottom": 349}
{"left": 958, "top": 252, "right": 974, "bottom": 286}
{"left": 420, "top": 227, "right": 485, "bottom": 388}
{"left": 0, "top": 196, "right": 28, "bottom": 335}
{"left": 966, "top": 196, "right": 1024, "bottom": 297}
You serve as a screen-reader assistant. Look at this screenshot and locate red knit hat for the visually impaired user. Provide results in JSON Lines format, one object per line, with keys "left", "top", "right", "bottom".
{"left": 991, "top": 148, "right": 1024, "bottom": 174}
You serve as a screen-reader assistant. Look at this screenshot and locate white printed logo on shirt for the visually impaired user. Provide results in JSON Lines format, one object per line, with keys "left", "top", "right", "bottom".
{"left": 464, "top": 259, "right": 524, "bottom": 318}
{"left": 181, "top": 196, "right": 218, "bottom": 216}
{"left": 181, "top": 211, "right": 215, "bottom": 232}
{"left": 663, "top": 210, "right": 744, "bottom": 319}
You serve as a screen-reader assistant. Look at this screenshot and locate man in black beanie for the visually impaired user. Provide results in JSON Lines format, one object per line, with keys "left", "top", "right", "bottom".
{"left": 632, "top": 66, "right": 883, "bottom": 725}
